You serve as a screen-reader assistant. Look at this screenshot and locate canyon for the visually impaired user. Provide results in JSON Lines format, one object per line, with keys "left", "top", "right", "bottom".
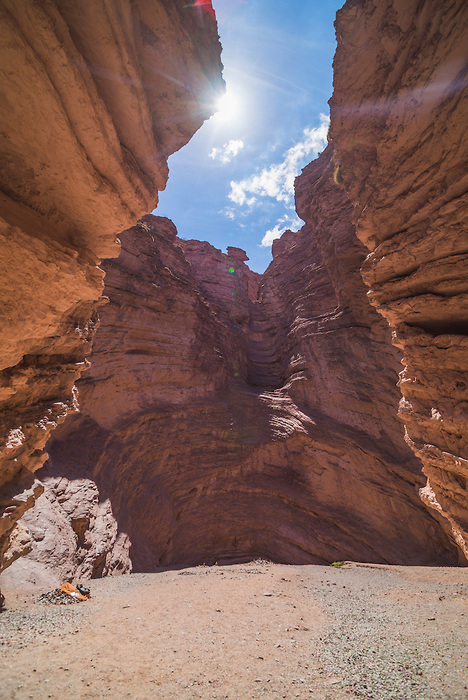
{"left": 4, "top": 169, "right": 461, "bottom": 581}
{"left": 0, "top": 0, "right": 467, "bottom": 592}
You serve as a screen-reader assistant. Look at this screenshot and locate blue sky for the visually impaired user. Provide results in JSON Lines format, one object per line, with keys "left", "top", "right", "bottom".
{"left": 155, "top": 0, "right": 344, "bottom": 273}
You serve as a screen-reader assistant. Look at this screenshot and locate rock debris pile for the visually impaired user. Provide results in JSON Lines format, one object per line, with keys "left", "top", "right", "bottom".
{"left": 38, "top": 590, "right": 82, "bottom": 606}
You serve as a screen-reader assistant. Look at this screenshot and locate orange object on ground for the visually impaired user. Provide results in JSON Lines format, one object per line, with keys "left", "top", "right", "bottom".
{"left": 60, "top": 582, "right": 90, "bottom": 601}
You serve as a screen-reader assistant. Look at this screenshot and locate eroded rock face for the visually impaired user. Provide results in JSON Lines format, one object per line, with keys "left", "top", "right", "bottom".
{"left": 7, "top": 207, "right": 459, "bottom": 585}
{"left": 0, "top": 0, "right": 223, "bottom": 571}
{"left": 329, "top": 0, "right": 468, "bottom": 558}
{"left": 3, "top": 0, "right": 466, "bottom": 582}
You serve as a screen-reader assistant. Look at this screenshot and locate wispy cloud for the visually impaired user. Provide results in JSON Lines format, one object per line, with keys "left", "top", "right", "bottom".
{"left": 222, "top": 207, "right": 236, "bottom": 220}
{"left": 261, "top": 213, "right": 302, "bottom": 248}
{"left": 228, "top": 114, "right": 329, "bottom": 207}
{"left": 209, "top": 139, "right": 244, "bottom": 164}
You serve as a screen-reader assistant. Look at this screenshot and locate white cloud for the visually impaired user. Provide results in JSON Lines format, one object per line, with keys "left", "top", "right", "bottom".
{"left": 222, "top": 207, "right": 236, "bottom": 220}
{"left": 209, "top": 139, "right": 244, "bottom": 164}
{"left": 261, "top": 213, "right": 303, "bottom": 248}
{"left": 228, "top": 180, "right": 257, "bottom": 207}
{"left": 228, "top": 113, "right": 329, "bottom": 207}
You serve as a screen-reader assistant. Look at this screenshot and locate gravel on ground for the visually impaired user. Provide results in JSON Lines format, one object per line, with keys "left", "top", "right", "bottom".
{"left": 0, "top": 561, "right": 466, "bottom": 699}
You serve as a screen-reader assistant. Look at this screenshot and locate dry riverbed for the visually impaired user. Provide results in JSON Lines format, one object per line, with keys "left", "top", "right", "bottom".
{"left": 0, "top": 562, "right": 467, "bottom": 699}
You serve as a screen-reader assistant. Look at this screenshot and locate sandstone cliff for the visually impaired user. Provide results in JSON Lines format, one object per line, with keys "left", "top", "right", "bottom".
{"left": 2, "top": 0, "right": 466, "bottom": 585}
{"left": 5, "top": 205, "right": 459, "bottom": 586}
{"left": 0, "top": 0, "right": 223, "bottom": 572}
{"left": 329, "top": 0, "right": 468, "bottom": 558}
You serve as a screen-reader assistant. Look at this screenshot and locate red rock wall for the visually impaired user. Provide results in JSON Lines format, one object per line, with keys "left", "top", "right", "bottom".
{"left": 0, "top": 0, "right": 223, "bottom": 572}
{"left": 7, "top": 217, "right": 260, "bottom": 581}
{"left": 3, "top": 0, "right": 466, "bottom": 582}
{"left": 7, "top": 207, "right": 459, "bottom": 586}
{"left": 329, "top": 0, "right": 468, "bottom": 558}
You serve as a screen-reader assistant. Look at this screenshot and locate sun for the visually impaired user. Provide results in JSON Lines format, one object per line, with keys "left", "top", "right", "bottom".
{"left": 214, "top": 90, "right": 240, "bottom": 123}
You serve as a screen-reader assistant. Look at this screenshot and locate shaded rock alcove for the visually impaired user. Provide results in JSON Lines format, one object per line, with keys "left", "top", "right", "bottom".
{"left": 10, "top": 183, "right": 461, "bottom": 582}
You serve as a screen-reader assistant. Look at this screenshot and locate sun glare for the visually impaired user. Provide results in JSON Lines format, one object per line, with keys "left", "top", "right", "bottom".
{"left": 214, "top": 90, "right": 240, "bottom": 123}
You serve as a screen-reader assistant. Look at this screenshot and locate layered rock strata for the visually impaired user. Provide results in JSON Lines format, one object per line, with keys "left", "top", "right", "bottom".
{"left": 3, "top": 0, "right": 466, "bottom": 582}
{"left": 329, "top": 0, "right": 468, "bottom": 557}
{"left": 0, "top": 0, "right": 223, "bottom": 572}
{"left": 5, "top": 208, "right": 459, "bottom": 585}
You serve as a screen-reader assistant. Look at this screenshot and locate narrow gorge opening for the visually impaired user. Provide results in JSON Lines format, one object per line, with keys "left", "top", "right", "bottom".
{"left": 0, "top": 0, "right": 466, "bottom": 596}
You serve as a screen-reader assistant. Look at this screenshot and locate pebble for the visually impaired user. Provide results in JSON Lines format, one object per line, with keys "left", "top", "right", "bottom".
{"left": 314, "top": 567, "right": 468, "bottom": 700}
{"left": 38, "top": 589, "right": 82, "bottom": 606}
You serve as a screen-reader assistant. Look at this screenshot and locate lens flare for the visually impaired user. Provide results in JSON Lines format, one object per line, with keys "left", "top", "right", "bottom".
{"left": 215, "top": 90, "right": 240, "bottom": 123}
{"left": 183, "top": 1, "right": 215, "bottom": 19}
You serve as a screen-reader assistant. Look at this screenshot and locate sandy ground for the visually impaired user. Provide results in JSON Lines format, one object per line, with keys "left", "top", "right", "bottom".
{"left": 0, "top": 561, "right": 467, "bottom": 700}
